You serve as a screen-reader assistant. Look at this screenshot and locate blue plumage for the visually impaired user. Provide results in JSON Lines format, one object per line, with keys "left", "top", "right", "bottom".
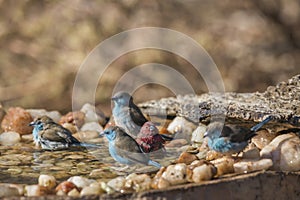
{"left": 101, "top": 126, "right": 161, "bottom": 168}
{"left": 204, "top": 116, "right": 272, "bottom": 154}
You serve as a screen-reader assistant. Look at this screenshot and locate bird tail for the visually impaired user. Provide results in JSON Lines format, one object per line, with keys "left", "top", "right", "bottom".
{"left": 72, "top": 142, "right": 100, "bottom": 148}
{"left": 250, "top": 116, "right": 273, "bottom": 132}
{"left": 148, "top": 160, "right": 162, "bottom": 168}
{"left": 161, "top": 134, "right": 173, "bottom": 141}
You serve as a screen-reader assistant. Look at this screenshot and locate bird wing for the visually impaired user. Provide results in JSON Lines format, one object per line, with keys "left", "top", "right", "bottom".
{"left": 224, "top": 126, "right": 254, "bottom": 143}
{"left": 41, "top": 124, "right": 80, "bottom": 144}
{"left": 114, "top": 132, "right": 149, "bottom": 165}
{"left": 39, "top": 128, "right": 67, "bottom": 143}
{"left": 129, "top": 102, "right": 148, "bottom": 126}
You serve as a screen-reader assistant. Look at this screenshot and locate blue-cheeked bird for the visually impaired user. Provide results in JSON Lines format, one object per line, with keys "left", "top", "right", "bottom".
{"left": 30, "top": 115, "right": 98, "bottom": 150}
{"left": 100, "top": 126, "right": 161, "bottom": 168}
{"left": 204, "top": 116, "right": 272, "bottom": 154}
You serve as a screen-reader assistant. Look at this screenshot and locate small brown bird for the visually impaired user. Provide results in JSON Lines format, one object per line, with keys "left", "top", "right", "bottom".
{"left": 30, "top": 115, "right": 98, "bottom": 150}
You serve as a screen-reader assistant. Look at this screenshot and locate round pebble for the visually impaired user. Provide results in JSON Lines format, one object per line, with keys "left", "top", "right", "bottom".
{"left": 67, "top": 176, "right": 96, "bottom": 188}
{"left": 81, "top": 122, "right": 103, "bottom": 133}
{"left": 162, "top": 163, "right": 187, "bottom": 185}
{"left": 38, "top": 174, "right": 56, "bottom": 189}
{"left": 27, "top": 109, "right": 61, "bottom": 123}
{"left": 1, "top": 107, "right": 33, "bottom": 135}
{"left": 0, "top": 131, "right": 21, "bottom": 145}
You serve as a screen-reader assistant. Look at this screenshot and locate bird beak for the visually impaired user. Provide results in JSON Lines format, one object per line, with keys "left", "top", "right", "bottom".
{"left": 150, "top": 125, "right": 155, "bottom": 131}
{"left": 29, "top": 121, "right": 35, "bottom": 126}
{"left": 111, "top": 96, "right": 117, "bottom": 101}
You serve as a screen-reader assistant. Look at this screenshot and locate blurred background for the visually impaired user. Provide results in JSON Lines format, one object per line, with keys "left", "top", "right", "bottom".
{"left": 0, "top": 0, "right": 299, "bottom": 115}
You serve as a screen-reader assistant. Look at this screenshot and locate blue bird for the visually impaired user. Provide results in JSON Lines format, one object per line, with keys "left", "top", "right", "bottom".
{"left": 111, "top": 91, "right": 173, "bottom": 141}
{"left": 100, "top": 126, "right": 161, "bottom": 168}
{"left": 204, "top": 116, "right": 272, "bottom": 154}
{"left": 29, "top": 115, "right": 99, "bottom": 150}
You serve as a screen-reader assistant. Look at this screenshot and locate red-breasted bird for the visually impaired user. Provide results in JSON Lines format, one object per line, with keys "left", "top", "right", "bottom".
{"left": 136, "top": 121, "right": 166, "bottom": 153}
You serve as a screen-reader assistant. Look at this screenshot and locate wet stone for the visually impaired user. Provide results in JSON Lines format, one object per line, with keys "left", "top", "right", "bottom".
{"left": 0, "top": 184, "right": 20, "bottom": 197}
{"left": 0, "top": 131, "right": 21, "bottom": 145}
{"left": 1, "top": 107, "right": 33, "bottom": 135}
{"left": 260, "top": 133, "right": 300, "bottom": 171}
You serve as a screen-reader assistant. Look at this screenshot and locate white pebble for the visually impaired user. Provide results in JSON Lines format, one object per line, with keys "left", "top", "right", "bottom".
{"left": 107, "top": 177, "right": 125, "bottom": 192}
{"left": 0, "top": 132, "right": 21, "bottom": 145}
{"left": 27, "top": 109, "right": 61, "bottom": 123}
{"left": 25, "top": 185, "right": 45, "bottom": 197}
{"left": 191, "top": 125, "right": 206, "bottom": 144}
{"left": 125, "top": 173, "right": 152, "bottom": 192}
{"left": 80, "top": 185, "right": 102, "bottom": 196}
{"left": 162, "top": 163, "right": 187, "bottom": 185}
{"left": 80, "top": 103, "right": 103, "bottom": 123}
{"left": 260, "top": 134, "right": 300, "bottom": 171}
{"left": 80, "top": 122, "right": 103, "bottom": 133}
{"left": 167, "top": 116, "right": 197, "bottom": 134}
{"left": 67, "top": 176, "right": 96, "bottom": 189}
{"left": 192, "top": 164, "right": 215, "bottom": 183}
{"left": 38, "top": 174, "right": 56, "bottom": 189}
{"left": 233, "top": 159, "right": 273, "bottom": 173}
{"left": 68, "top": 188, "right": 80, "bottom": 197}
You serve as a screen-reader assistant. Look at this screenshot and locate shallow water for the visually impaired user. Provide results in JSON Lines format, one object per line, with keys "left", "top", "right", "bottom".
{"left": 0, "top": 139, "right": 179, "bottom": 184}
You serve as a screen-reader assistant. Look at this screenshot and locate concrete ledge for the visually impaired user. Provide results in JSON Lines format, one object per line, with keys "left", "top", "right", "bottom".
{"left": 5, "top": 171, "right": 299, "bottom": 200}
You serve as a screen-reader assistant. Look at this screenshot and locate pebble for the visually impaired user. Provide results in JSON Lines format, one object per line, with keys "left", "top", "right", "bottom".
{"left": 242, "top": 147, "right": 260, "bottom": 159}
{"left": 0, "top": 184, "right": 20, "bottom": 197}
{"left": 27, "top": 109, "right": 61, "bottom": 123}
{"left": 61, "top": 123, "right": 78, "bottom": 134}
{"left": 124, "top": 173, "right": 152, "bottom": 192}
{"left": 80, "top": 103, "right": 107, "bottom": 126}
{"left": 0, "top": 131, "right": 21, "bottom": 145}
{"left": 21, "top": 134, "right": 33, "bottom": 143}
{"left": 177, "top": 152, "right": 198, "bottom": 165}
{"left": 67, "top": 188, "right": 80, "bottom": 197}
{"left": 164, "top": 139, "right": 188, "bottom": 148}
{"left": 1, "top": 107, "right": 33, "bottom": 135}
{"left": 260, "top": 133, "right": 300, "bottom": 171}
{"left": 38, "top": 174, "right": 56, "bottom": 190}
{"left": 162, "top": 163, "right": 187, "bottom": 185}
{"left": 252, "top": 130, "right": 276, "bottom": 149}
{"left": 80, "top": 184, "right": 103, "bottom": 196}
{"left": 59, "top": 111, "right": 85, "bottom": 128}
{"left": 210, "top": 157, "right": 234, "bottom": 176}
{"left": 55, "top": 181, "right": 78, "bottom": 194}
{"left": 192, "top": 163, "right": 217, "bottom": 183}
{"left": 25, "top": 185, "right": 48, "bottom": 196}
{"left": 107, "top": 176, "right": 126, "bottom": 192}
{"left": 67, "top": 176, "right": 96, "bottom": 189}
{"left": 233, "top": 159, "right": 273, "bottom": 173}
{"left": 81, "top": 122, "right": 103, "bottom": 133}
{"left": 167, "top": 117, "right": 197, "bottom": 141}
{"left": 191, "top": 125, "right": 206, "bottom": 144}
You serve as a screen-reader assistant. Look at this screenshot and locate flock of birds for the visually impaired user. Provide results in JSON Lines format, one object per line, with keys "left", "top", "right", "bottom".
{"left": 30, "top": 91, "right": 272, "bottom": 169}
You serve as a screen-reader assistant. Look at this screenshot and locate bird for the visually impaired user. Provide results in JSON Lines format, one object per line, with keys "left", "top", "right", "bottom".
{"left": 100, "top": 126, "right": 161, "bottom": 168}
{"left": 111, "top": 91, "right": 173, "bottom": 142}
{"left": 111, "top": 91, "right": 147, "bottom": 138}
{"left": 204, "top": 116, "right": 272, "bottom": 154}
{"left": 29, "top": 115, "right": 99, "bottom": 150}
{"left": 136, "top": 121, "right": 166, "bottom": 153}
